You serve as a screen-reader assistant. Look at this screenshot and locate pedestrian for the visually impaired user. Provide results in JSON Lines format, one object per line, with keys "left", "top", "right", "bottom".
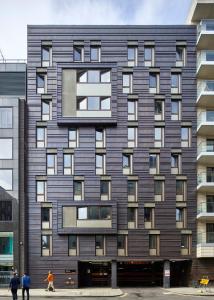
{"left": 9, "top": 272, "right": 20, "bottom": 300}
{"left": 21, "top": 273, "right": 31, "bottom": 300}
{"left": 44, "top": 270, "right": 55, "bottom": 292}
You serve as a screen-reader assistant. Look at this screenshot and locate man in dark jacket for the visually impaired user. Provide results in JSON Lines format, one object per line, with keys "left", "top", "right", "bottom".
{"left": 21, "top": 273, "right": 31, "bottom": 300}
{"left": 9, "top": 272, "right": 20, "bottom": 300}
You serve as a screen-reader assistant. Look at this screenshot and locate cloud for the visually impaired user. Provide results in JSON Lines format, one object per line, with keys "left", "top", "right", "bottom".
{"left": 0, "top": 0, "right": 192, "bottom": 59}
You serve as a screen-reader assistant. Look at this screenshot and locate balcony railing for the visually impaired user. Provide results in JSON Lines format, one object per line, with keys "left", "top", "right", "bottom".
{"left": 197, "top": 201, "right": 214, "bottom": 214}
{"left": 198, "top": 111, "right": 214, "bottom": 126}
{"left": 198, "top": 80, "right": 214, "bottom": 96}
{"left": 197, "top": 172, "right": 214, "bottom": 184}
{"left": 197, "top": 51, "right": 214, "bottom": 67}
{"left": 198, "top": 232, "right": 214, "bottom": 244}
{"left": 197, "top": 20, "right": 214, "bottom": 36}
{"left": 198, "top": 141, "right": 214, "bottom": 155}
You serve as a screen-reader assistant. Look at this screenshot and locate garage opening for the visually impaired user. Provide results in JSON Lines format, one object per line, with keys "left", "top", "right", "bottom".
{"left": 78, "top": 261, "right": 111, "bottom": 287}
{"left": 117, "top": 261, "right": 163, "bottom": 287}
{"left": 170, "top": 260, "right": 192, "bottom": 287}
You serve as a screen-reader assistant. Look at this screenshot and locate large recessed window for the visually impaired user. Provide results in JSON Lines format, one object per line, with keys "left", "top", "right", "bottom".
{"left": 0, "top": 169, "right": 13, "bottom": 190}
{"left": 0, "top": 139, "right": 12, "bottom": 159}
{"left": 0, "top": 201, "right": 12, "bottom": 221}
{"left": 0, "top": 107, "right": 12, "bottom": 128}
{"left": 77, "top": 69, "right": 110, "bottom": 83}
{"left": 0, "top": 233, "right": 13, "bottom": 255}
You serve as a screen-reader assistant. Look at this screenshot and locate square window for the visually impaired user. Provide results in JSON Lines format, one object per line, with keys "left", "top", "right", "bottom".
{"left": 0, "top": 107, "right": 12, "bottom": 128}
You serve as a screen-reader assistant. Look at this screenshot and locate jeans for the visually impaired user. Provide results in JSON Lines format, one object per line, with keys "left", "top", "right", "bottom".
{"left": 11, "top": 289, "right": 18, "bottom": 300}
{"left": 22, "top": 287, "right": 29, "bottom": 300}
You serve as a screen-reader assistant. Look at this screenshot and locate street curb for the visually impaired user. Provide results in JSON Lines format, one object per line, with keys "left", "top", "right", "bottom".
{"left": 162, "top": 288, "right": 214, "bottom": 297}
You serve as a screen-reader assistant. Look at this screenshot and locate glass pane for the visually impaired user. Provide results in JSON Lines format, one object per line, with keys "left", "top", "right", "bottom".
{"left": 207, "top": 196, "right": 214, "bottom": 212}
{"left": 78, "top": 71, "right": 87, "bottom": 82}
{"left": 154, "top": 181, "right": 162, "bottom": 195}
{"left": 149, "top": 154, "right": 157, "bottom": 168}
{"left": 149, "top": 235, "right": 156, "bottom": 249}
{"left": 37, "top": 181, "right": 44, "bottom": 194}
{"left": 96, "top": 235, "right": 103, "bottom": 248}
{"left": 145, "top": 47, "right": 152, "bottom": 61}
{"left": 64, "top": 154, "right": 71, "bottom": 167}
{"left": 144, "top": 208, "right": 152, "bottom": 222}
{"left": 78, "top": 207, "right": 87, "bottom": 219}
{"left": 42, "top": 46, "right": 50, "bottom": 61}
{"left": 0, "top": 108, "right": 13, "bottom": 128}
{"left": 69, "top": 129, "right": 76, "bottom": 141}
{"left": 74, "top": 46, "right": 82, "bottom": 61}
{"left": 42, "top": 101, "right": 50, "bottom": 114}
{"left": 155, "top": 101, "right": 162, "bottom": 114}
{"left": 88, "top": 70, "right": 100, "bottom": 82}
{"left": 176, "top": 46, "right": 183, "bottom": 61}
{"left": 37, "top": 128, "right": 45, "bottom": 141}
{"left": 96, "top": 154, "right": 103, "bottom": 168}
{"left": 118, "top": 235, "right": 125, "bottom": 249}
{"left": 149, "top": 73, "right": 157, "bottom": 88}
{"left": 128, "top": 127, "right": 135, "bottom": 140}
{"left": 101, "top": 70, "right": 110, "bottom": 82}
{"left": 207, "top": 140, "right": 214, "bottom": 152}
{"left": 128, "top": 101, "right": 135, "bottom": 114}
{"left": 0, "top": 236, "right": 13, "bottom": 255}
{"left": 88, "top": 206, "right": 99, "bottom": 219}
{"left": 155, "top": 128, "right": 161, "bottom": 141}
{"left": 123, "top": 74, "right": 130, "bottom": 87}
{"left": 68, "top": 235, "right": 77, "bottom": 249}
{"left": 47, "top": 155, "right": 54, "bottom": 167}
{"left": 207, "top": 167, "right": 214, "bottom": 182}
{"left": 96, "top": 129, "right": 103, "bottom": 141}
{"left": 171, "top": 154, "right": 178, "bottom": 168}
{"left": 128, "top": 47, "right": 135, "bottom": 60}
{"left": 101, "top": 97, "right": 110, "bottom": 110}
{"left": 74, "top": 181, "right": 82, "bottom": 195}
{"left": 77, "top": 98, "right": 87, "bottom": 110}
{"left": 181, "top": 127, "right": 188, "bottom": 140}
{"left": 41, "top": 208, "right": 50, "bottom": 222}
{"left": 42, "top": 235, "right": 50, "bottom": 249}
{"left": 37, "top": 74, "right": 44, "bottom": 88}
{"left": 88, "top": 97, "right": 100, "bottom": 110}
{"left": 100, "top": 207, "right": 111, "bottom": 219}
{"left": 171, "top": 101, "right": 179, "bottom": 114}
{"left": 206, "top": 111, "right": 214, "bottom": 122}
{"left": 128, "top": 181, "right": 135, "bottom": 195}
{"left": 91, "top": 47, "right": 99, "bottom": 61}
{"left": 176, "top": 208, "right": 183, "bottom": 221}
{"left": 0, "top": 139, "right": 13, "bottom": 159}
{"left": 0, "top": 170, "right": 13, "bottom": 190}
{"left": 176, "top": 180, "right": 184, "bottom": 195}
{"left": 171, "top": 74, "right": 178, "bottom": 87}
{"left": 128, "top": 208, "right": 135, "bottom": 222}
{"left": 123, "top": 154, "right": 130, "bottom": 168}
{"left": 101, "top": 181, "right": 109, "bottom": 195}
{"left": 0, "top": 201, "right": 12, "bottom": 221}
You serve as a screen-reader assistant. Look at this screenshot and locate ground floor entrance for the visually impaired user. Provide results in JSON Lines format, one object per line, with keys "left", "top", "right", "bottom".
{"left": 0, "top": 266, "right": 12, "bottom": 287}
{"left": 78, "top": 261, "right": 111, "bottom": 287}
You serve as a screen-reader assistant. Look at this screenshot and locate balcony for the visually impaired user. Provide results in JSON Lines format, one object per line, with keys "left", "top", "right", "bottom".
{"left": 197, "top": 202, "right": 214, "bottom": 221}
{"left": 197, "top": 20, "right": 214, "bottom": 50}
{"left": 197, "top": 142, "right": 214, "bottom": 164}
{"left": 197, "top": 81, "right": 214, "bottom": 107}
{"left": 197, "top": 111, "right": 214, "bottom": 135}
{"left": 197, "top": 232, "right": 214, "bottom": 258}
{"left": 197, "top": 172, "right": 214, "bottom": 192}
{"left": 197, "top": 51, "right": 214, "bottom": 79}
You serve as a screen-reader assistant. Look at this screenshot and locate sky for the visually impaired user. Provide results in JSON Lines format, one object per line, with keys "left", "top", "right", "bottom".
{"left": 0, "top": 0, "right": 192, "bottom": 59}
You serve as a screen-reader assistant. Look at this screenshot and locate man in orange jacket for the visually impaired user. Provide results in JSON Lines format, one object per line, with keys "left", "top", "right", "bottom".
{"left": 44, "top": 271, "right": 55, "bottom": 292}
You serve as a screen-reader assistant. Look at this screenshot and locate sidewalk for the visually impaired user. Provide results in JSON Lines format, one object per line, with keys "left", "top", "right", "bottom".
{"left": 163, "top": 287, "right": 214, "bottom": 296}
{"left": 0, "top": 288, "right": 123, "bottom": 298}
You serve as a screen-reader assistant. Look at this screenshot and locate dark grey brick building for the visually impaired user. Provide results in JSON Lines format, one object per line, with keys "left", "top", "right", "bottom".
{"left": 27, "top": 25, "right": 198, "bottom": 288}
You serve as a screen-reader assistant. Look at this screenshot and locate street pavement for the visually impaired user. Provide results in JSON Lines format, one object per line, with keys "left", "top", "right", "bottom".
{"left": 1, "top": 287, "right": 214, "bottom": 300}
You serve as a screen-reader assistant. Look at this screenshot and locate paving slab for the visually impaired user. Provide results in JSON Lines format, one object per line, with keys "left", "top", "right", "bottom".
{"left": 163, "top": 287, "right": 214, "bottom": 296}
{"left": 0, "top": 288, "right": 123, "bottom": 297}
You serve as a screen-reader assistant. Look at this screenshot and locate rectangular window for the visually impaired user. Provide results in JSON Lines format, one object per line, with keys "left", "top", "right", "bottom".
{"left": 74, "top": 45, "right": 84, "bottom": 62}
{"left": 36, "top": 127, "right": 47, "bottom": 148}
{"left": 123, "top": 153, "right": 133, "bottom": 175}
{"left": 181, "top": 234, "right": 191, "bottom": 255}
{"left": 0, "top": 169, "right": 13, "bottom": 190}
{"left": 42, "top": 100, "right": 52, "bottom": 121}
{"left": 176, "top": 207, "right": 186, "bottom": 228}
{"left": 0, "top": 139, "right": 13, "bottom": 159}
{"left": 69, "top": 128, "right": 78, "bottom": 148}
{"left": 77, "top": 69, "right": 110, "bottom": 83}
{"left": 176, "top": 180, "right": 186, "bottom": 202}
{"left": 100, "top": 180, "right": 111, "bottom": 201}
{"left": 127, "top": 180, "right": 137, "bottom": 202}
{"left": 144, "top": 207, "right": 154, "bottom": 229}
{"left": 117, "top": 235, "right": 127, "bottom": 256}
{"left": 171, "top": 99, "right": 181, "bottom": 121}
{"left": 122, "top": 73, "right": 133, "bottom": 94}
{"left": 77, "top": 206, "right": 111, "bottom": 220}
{"left": 171, "top": 153, "right": 181, "bottom": 174}
{"left": 77, "top": 97, "right": 110, "bottom": 111}
{"left": 0, "top": 233, "right": 13, "bottom": 255}
{"left": 171, "top": 73, "right": 181, "bottom": 94}
{"left": 144, "top": 46, "right": 155, "bottom": 66}
{"left": 176, "top": 46, "right": 186, "bottom": 67}
{"left": 181, "top": 127, "right": 191, "bottom": 147}
{"left": 63, "top": 154, "right": 73, "bottom": 175}
{"left": 46, "top": 154, "right": 57, "bottom": 175}
{"left": 207, "top": 195, "right": 214, "bottom": 213}
{"left": 207, "top": 139, "right": 214, "bottom": 152}
{"left": 0, "top": 201, "right": 12, "bottom": 221}
{"left": 149, "top": 153, "right": 159, "bottom": 174}
{"left": 41, "top": 45, "right": 52, "bottom": 67}
{"left": 68, "top": 235, "right": 78, "bottom": 256}
{"left": 95, "top": 235, "right": 105, "bottom": 256}
{"left": 41, "top": 235, "right": 52, "bottom": 256}
{"left": 207, "top": 167, "right": 214, "bottom": 182}
{"left": 0, "top": 107, "right": 12, "bottom": 128}
{"left": 41, "top": 207, "right": 52, "bottom": 229}
{"left": 128, "top": 127, "right": 138, "bottom": 148}
{"left": 154, "top": 100, "right": 164, "bottom": 121}
{"left": 154, "top": 127, "right": 164, "bottom": 147}
{"left": 149, "top": 73, "right": 159, "bottom": 93}
{"left": 90, "top": 46, "right": 101, "bottom": 62}
{"left": 206, "top": 223, "right": 214, "bottom": 243}
{"left": 149, "top": 234, "right": 160, "bottom": 256}
{"left": 127, "top": 46, "right": 138, "bottom": 66}
{"left": 36, "top": 180, "right": 47, "bottom": 202}
{"left": 37, "top": 73, "right": 47, "bottom": 94}
{"left": 96, "top": 128, "right": 106, "bottom": 148}
{"left": 128, "top": 99, "right": 138, "bottom": 121}
{"left": 96, "top": 154, "right": 106, "bottom": 175}
{"left": 74, "top": 180, "right": 84, "bottom": 201}
{"left": 154, "top": 180, "right": 164, "bottom": 201}
{"left": 128, "top": 207, "right": 137, "bottom": 229}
